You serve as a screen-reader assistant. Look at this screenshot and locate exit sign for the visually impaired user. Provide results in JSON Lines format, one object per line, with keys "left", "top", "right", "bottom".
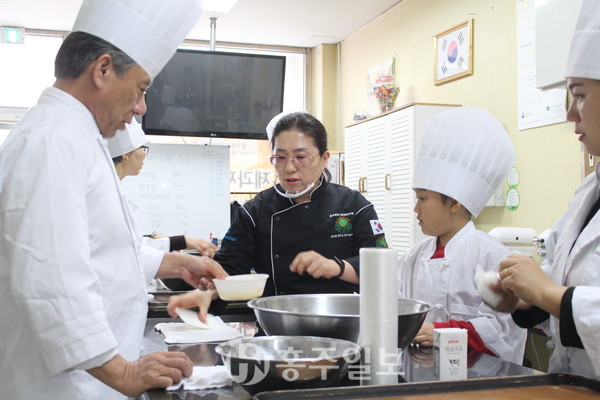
{"left": 1, "top": 27, "right": 25, "bottom": 44}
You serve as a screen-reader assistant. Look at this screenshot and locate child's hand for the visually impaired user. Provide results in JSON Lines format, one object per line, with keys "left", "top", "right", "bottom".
{"left": 412, "top": 322, "right": 435, "bottom": 347}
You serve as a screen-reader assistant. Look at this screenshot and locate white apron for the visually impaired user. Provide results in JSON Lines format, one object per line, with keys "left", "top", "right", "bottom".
{"left": 540, "top": 165, "right": 600, "bottom": 378}
{"left": 0, "top": 87, "right": 150, "bottom": 399}
{"left": 398, "top": 221, "right": 526, "bottom": 363}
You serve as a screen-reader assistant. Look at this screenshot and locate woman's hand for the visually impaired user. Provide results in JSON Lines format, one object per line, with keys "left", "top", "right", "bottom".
{"left": 167, "top": 289, "right": 218, "bottom": 322}
{"left": 499, "top": 254, "right": 567, "bottom": 317}
{"left": 184, "top": 236, "right": 218, "bottom": 258}
{"left": 484, "top": 275, "right": 521, "bottom": 313}
{"left": 290, "top": 251, "right": 340, "bottom": 279}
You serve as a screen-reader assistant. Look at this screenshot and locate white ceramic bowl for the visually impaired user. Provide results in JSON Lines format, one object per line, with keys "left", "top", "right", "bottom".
{"left": 213, "top": 273, "right": 269, "bottom": 301}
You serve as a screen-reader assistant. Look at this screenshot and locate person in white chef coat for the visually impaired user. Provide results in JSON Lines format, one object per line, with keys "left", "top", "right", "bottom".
{"left": 0, "top": 1, "right": 228, "bottom": 399}
{"left": 491, "top": 0, "right": 600, "bottom": 380}
{"left": 106, "top": 120, "right": 218, "bottom": 259}
{"left": 397, "top": 107, "right": 526, "bottom": 364}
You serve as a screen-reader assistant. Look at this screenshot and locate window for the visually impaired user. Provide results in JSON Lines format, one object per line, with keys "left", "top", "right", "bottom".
{"left": 0, "top": 33, "right": 63, "bottom": 108}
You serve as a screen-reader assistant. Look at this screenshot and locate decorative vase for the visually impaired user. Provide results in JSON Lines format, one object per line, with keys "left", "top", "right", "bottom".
{"left": 373, "top": 76, "right": 399, "bottom": 113}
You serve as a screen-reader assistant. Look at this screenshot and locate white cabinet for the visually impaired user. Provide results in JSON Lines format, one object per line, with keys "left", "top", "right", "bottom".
{"left": 345, "top": 103, "right": 459, "bottom": 255}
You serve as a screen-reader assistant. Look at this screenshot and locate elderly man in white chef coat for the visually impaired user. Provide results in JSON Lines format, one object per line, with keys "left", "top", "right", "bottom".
{"left": 0, "top": 1, "right": 228, "bottom": 399}
{"left": 491, "top": 0, "right": 600, "bottom": 380}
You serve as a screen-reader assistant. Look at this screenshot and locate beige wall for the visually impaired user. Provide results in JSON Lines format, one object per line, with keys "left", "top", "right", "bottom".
{"left": 337, "top": 0, "right": 582, "bottom": 234}
{"left": 312, "top": 44, "right": 340, "bottom": 150}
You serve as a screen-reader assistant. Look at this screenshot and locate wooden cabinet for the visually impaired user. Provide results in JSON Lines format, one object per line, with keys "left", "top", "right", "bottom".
{"left": 345, "top": 103, "right": 459, "bottom": 255}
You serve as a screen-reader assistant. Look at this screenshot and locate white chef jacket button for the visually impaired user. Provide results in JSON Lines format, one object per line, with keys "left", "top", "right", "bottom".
{"left": 274, "top": 254, "right": 279, "bottom": 259}
{"left": 275, "top": 216, "right": 280, "bottom": 221}
{"left": 305, "top": 205, "right": 309, "bottom": 209}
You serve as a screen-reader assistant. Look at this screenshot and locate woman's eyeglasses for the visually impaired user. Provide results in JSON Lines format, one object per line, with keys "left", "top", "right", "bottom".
{"left": 140, "top": 145, "right": 149, "bottom": 155}
{"left": 269, "top": 154, "right": 316, "bottom": 168}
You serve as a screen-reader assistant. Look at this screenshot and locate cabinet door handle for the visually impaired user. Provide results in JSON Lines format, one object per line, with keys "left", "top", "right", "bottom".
{"left": 362, "top": 177, "right": 367, "bottom": 193}
{"left": 358, "top": 177, "right": 363, "bottom": 192}
{"left": 385, "top": 173, "right": 391, "bottom": 190}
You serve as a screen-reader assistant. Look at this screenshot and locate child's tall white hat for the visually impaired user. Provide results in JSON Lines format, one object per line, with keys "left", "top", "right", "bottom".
{"left": 412, "top": 107, "right": 515, "bottom": 217}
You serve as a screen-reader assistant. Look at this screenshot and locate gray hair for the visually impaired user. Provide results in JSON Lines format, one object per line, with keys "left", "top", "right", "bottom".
{"left": 55, "top": 31, "right": 137, "bottom": 79}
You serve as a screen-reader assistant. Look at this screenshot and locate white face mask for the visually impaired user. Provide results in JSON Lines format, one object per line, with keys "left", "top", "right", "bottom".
{"left": 274, "top": 162, "right": 324, "bottom": 199}
{"left": 273, "top": 181, "right": 316, "bottom": 199}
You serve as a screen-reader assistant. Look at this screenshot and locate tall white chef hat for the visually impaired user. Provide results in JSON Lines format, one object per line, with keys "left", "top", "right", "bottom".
{"left": 565, "top": 0, "right": 600, "bottom": 80}
{"left": 412, "top": 107, "right": 515, "bottom": 217}
{"left": 72, "top": 0, "right": 203, "bottom": 79}
{"left": 106, "top": 119, "right": 147, "bottom": 158}
{"left": 266, "top": 109, "right": 309, "bottom": 142}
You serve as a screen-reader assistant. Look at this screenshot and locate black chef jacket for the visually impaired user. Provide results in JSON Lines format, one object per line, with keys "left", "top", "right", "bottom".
{"left": 215, "top": 179, "right": 387, "bottom": 296}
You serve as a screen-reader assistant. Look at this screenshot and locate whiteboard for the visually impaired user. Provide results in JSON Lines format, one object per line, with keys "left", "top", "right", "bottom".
{"left": 121, "top": 143, "right": 230, "bottom": 241}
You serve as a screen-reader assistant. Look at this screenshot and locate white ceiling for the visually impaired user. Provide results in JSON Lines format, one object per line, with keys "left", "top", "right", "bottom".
{"left": 0, "top": 0, "right": 402, "bottom": 48}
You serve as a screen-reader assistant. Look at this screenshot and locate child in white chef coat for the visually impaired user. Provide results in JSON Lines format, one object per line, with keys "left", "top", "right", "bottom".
{"left": 397, "top": 107, "right": 526, "bottom": 363}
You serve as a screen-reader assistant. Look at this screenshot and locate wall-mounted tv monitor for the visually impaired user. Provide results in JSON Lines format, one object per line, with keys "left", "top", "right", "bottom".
{"left": 143, "top": 49, "right": 286, "bottom": 140}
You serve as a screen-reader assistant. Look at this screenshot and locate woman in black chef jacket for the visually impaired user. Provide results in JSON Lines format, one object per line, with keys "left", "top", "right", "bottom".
{"left": 168, "top": 111, "right": 387, "bottom": 319}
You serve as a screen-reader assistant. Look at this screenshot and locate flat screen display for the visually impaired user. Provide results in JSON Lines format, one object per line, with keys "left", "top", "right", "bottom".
{"left": 143, "top": 49, "right": 285, "bottom": 140}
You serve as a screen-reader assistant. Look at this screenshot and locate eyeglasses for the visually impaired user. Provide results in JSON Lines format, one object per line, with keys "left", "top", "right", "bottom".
{"left": 269, "top": 154, "right": 317, "bottom": 168}
{"left": 140, "top": 145, "right": 149, "bottom": 155}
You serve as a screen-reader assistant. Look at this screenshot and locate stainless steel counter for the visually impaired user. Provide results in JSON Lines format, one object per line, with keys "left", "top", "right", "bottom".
{"left": 138, "top": 317, "right": 539, "bottom": 400}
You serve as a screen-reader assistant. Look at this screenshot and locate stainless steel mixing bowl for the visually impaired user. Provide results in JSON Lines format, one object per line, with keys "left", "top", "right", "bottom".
{"left": 247, "top": 293, "right": 434, "bottom": 347}
{"left": 215, "top": 335, "right": 361, "bottom": 394}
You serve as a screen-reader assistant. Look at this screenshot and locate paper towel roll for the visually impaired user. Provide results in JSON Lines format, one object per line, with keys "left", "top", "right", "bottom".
{"left": 359, "top": 247, "right": 399, "bottom": 384}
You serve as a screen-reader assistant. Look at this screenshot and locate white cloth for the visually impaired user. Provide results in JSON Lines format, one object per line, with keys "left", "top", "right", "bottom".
{"left": 155, "top": 319, "right": 242, "bottom": 344}
{"left": 565, "top": 0, "right": 600, "bottom": 80}
{"left": 72, "top": 0, "right": 203, "bottom": 79}
{"left": 0, "top": 87, "right": 151, "bottom": 399}
{"left": 265, "top": 109, "right": 308, "bottom": 141}
{"left": 105, "top": 119, "right": 146, "bottom": 158}
{"left": 537, "top": 164, "right": 600, "bottom": 379}
{"left": 475, "top": 267, "right": 503, "bottom": 309}
{"left": 412, "top": 107, "right": 515, "bottom": 217}
{"left": 398, "top": 221, "right": 526, "bottom": 363}
{"left": 166, "top": 365, "right": 232, "bottom": 391}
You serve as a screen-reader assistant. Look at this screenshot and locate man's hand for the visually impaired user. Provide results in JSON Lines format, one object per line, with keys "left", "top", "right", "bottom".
{"left": 156, "top": 252, "right": 228, "bottom": 289}
{"left": 87, "top": 352, "right": 192, "bottom": 397}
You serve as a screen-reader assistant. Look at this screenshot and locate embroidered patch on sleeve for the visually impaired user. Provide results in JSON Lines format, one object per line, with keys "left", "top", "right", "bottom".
{"left": 370, "top": 220, "right": 385, "bottom": 235}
